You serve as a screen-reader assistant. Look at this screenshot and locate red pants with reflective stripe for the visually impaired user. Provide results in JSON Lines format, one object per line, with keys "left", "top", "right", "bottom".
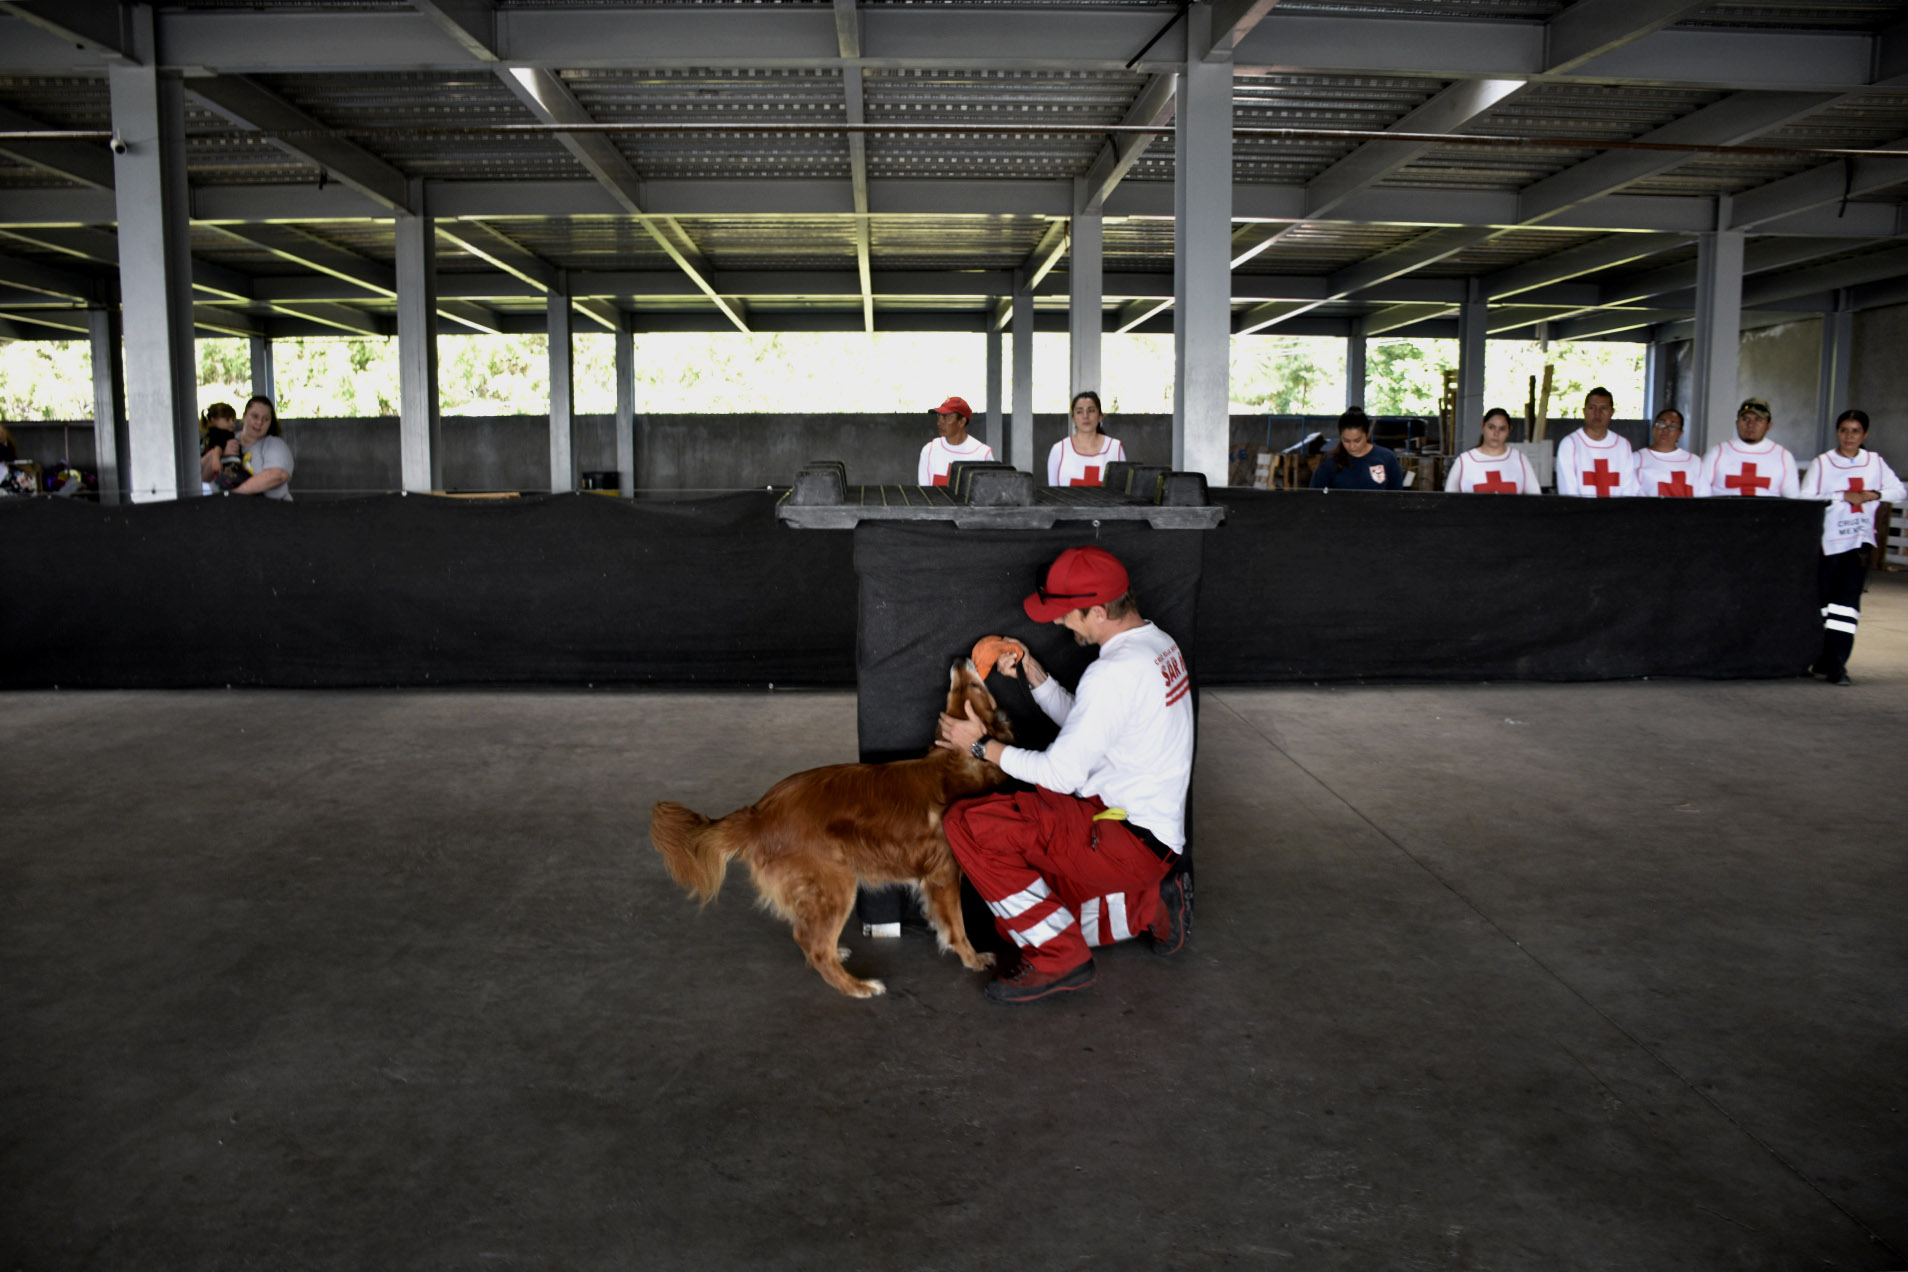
{"left": 944, "top": 787, "right": 1171, "bottom": 974}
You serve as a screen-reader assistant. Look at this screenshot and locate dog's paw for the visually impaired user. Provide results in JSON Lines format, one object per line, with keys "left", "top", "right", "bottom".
{"left": 972, "top": 952, "right": 996, "bottom": 970}
{"left": 837, "top": 946, "right": 852, "bottom": 961}
{"left": 847, "top": 977, "right": 886, "bottom": 999}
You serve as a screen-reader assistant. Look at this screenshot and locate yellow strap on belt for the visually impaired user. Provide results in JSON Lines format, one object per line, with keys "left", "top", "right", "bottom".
{"left": 1092, "top": 807, "right": 1128, "bottom": 822}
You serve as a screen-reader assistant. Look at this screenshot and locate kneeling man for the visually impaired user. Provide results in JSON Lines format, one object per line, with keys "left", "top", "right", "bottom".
{"left": 935, "top": 546, "right": 1194, "bottom": 1005}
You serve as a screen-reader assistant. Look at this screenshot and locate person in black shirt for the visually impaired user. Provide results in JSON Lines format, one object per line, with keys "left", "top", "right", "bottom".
{"left": 1310, "top": 407, "right": 1404, "bottom": 491}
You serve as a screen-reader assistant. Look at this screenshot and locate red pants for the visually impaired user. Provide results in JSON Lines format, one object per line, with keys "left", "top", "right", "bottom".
{"left": 944, "top": 787, "right": 1171, "bottom": 974}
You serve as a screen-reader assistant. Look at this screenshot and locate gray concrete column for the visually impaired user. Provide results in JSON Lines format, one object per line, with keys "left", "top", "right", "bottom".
{"left": 547, "top": 287, "right": 576, "bottom": 492}
{"left": 1456, "top": 278, "right": 1487, "bottom": 437}
{"left": 1346, "top": 325, "right": 1367, "bottom": 410}
{"left": 983, "top": 303, "right": 1003, "bottom": 452}
{"left": 615, "top": 321, "right": 636, "bottom": 499}
{"left": 1688, "top": 229, "right": 1745, "bottom": 455}
{"left": 1816, "top": 293, "right": 1853, "bottom": 457}
{"left": 1643, "top": 340, "right": 1666, "bottom": 422}
{"left": 1171, "top": 13, "right": 1233, "bottom": 482}
{"left": 248, "top": 335, "right": 274, "bottom": 402}
{"left": 395, "top": 209, "right": 441, "bottom": 492}
{"left": 88, "top": 307, "right": 127, "bottom": 505}
{"left": 1069, "top": 190, "right": 1103, "bottom": 401}
{"left": 1010, "top": 287, "right": 1034, "bottom": 472}
{"left": 108, "top": 5, "right": 198, "bottom": 501}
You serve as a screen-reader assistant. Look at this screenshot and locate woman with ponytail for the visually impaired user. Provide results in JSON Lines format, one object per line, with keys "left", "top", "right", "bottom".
{"left": 1309, "top": 407, "right": 1403, "bottom": 491}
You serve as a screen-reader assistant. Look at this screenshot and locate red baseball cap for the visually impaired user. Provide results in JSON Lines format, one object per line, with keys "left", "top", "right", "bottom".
{"left": 1024, "top": 546, "right": 1130, "bottom": 622}
{"left": 930, "top": 396, "right": 972, "bottom": 420}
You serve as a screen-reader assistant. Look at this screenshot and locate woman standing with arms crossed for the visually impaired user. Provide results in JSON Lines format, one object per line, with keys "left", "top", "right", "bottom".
{"left": 1444, "top": 407, "right": 1539, "bottom": 494}
{"left": 1047, "top": 390, "right": 1126, "bottom": 487}
{"left": 1800, "top": 409, "right": 1904, "bottom": 686}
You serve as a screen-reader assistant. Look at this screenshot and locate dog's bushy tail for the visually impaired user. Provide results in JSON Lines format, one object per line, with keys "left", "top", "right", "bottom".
{"left": 649, "top": 801, "right": 747, "bottom": 906}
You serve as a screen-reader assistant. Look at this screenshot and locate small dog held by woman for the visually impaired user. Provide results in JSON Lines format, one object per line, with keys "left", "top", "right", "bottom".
{"left": 649, "top": 656, "right": 1016, "bottom": 998}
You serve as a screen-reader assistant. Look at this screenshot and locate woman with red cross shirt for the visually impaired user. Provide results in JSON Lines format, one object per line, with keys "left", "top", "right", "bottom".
{"left": 1444, "top": 407, "right": 1540, "bottom": 495}
{"left": 933, "top": 546, "right": 1193, "bottom": 1005}
{"left": 1046, "top": 390, "right": 1127, "bottom": 487}
{"left": 1801, "top": 408, "right": 1905, "bottom": 686}
{"left": 1698, "top": 397, "right": 1799, "bottom": 498}
{"left": 1633, "top": 406, "right": 1707, "bottom": 497}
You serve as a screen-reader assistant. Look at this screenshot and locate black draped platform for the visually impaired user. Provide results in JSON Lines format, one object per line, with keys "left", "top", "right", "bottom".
{"left": 1, "top": 488, "right": 1820, "bottom": 690}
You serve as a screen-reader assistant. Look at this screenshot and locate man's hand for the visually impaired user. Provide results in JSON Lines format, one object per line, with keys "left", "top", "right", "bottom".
{"left": 934, "top": 699, "right": 986, "bottom": 755}
{"left": 1008, "top": 649, "right": 1049, "bottom": 688}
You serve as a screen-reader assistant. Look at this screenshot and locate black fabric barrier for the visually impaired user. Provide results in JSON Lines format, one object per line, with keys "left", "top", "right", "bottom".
{"left": 2, "top": 487, "right": 1821, "bottom": 691}
{"left": 850, "top": 521, "right": 1205, "bottom": 763}
{"left": 0, "top": 492, "right": 857, "bottom": 689}
{"left": 1194, "top": 489, "right": 1821, "bottom": 682}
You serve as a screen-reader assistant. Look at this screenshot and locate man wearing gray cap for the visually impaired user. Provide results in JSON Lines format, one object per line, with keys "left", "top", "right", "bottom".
{"left": 1699, "top": 397, "right": 1799, "bottom": 498}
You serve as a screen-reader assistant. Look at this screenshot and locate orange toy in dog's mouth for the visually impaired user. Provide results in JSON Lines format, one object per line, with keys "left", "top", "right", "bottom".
{"left": 971, "top": 635, "right": 1028, "bottom": 680}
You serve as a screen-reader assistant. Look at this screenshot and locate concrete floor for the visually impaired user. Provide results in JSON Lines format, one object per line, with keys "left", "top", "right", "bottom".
{"left": 5, "top": 577, "right": 1906, "bottom": 1271}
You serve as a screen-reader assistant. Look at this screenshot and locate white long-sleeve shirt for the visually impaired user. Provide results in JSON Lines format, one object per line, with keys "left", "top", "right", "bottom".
{"left": 1699, "top": 437, "right": 1799, "bottom": 499}
{"left": 1555, "top": 428, "right": 1640, "bottom": 498}
{"left": 1801, "top": 448, "right": 1906, "bottom": 554}
{"left": 1444, "top": 448, "right": 1540, "bottom": 495}
{"left": 998, "top": 621, "right": 1194, "bottom": 851}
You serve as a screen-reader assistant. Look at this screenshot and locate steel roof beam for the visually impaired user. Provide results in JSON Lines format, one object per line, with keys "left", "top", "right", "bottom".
{"left": 1484, "top": 232, "right": 1687, "bottom": 300}
{"left": 1600, "top": 236, "right": 1862, "bottom": 306}
{"left": 1544, "top": 0, "right": 1712, "bottom": 75}
{"left": 1729, "top": 137, "right": 1908, "bottom": 229}
{"left": 1203, "top": 0, "right": 1282, "bottom": 62}
{"left": 0, "top": 248, "right": 100, "bottom": 301}
{"left": 413, "top": 0, "right": 499, "bottom": 63}
{"left": 837, "top": 0, "right": 873, "bottom": 332}
{"left": 436, "top": 299, "right": 505, "bottom": 335}
{"left": 1518, "top": 92, "right": 1841, "bottom": 225}
{"left": 6, "top": 7, "right": 1888, "bottom": 92}
{"left": 0, "top": 1, "right": 128, "bottom": 62}
{"left": 1739, "top": 244, "right": 1908, "bottom": 309}
{"left": 435, "top": 220, "right": 558, "bottom": 293}
{"left": 210, "top": 224, "right": 396, "bottom": 297}
{"left": 0, "top": 102, "right": 115, "bottom": 189}
{"left": 1079, "top": 73, "right": 1176, "bottom": 216}
{"left": 187, "top": 75, "right": 413, "bottom": 214}
{"left": 12, "top": 179, "right": 1870, "bottom": 238}
{"left": 497, "top": 65, "right": 749, "bottom": 333}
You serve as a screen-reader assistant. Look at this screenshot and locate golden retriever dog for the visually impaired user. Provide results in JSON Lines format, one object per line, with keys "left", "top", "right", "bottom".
{"left": 649, "top": 657, "right": 1015, "bottom": 998}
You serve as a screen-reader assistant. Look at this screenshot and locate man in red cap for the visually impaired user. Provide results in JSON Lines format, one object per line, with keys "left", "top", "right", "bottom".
{"left": 935, "top": 545, "right": 1195, "bottom": 1003}
{"left": 917, "top": 395, "right": 994, "bottom": 486}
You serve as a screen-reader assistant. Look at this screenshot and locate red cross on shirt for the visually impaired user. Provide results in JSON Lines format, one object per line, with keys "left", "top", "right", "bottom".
{"left": 1583, "top": 459, "right": 1621, "bottom": 497}
{"left": 1068, "top": 467, "right": 1103, "bottom": 488}
{"left": 1725, "top": 462, "right": 1771, "bottom": 495}
{"left": 1844, "top": 477, "right": 1866, "bottom": 503}
{"left": 1658, "top": 471, "right": 1693, "bottom": 497}
{"left": 1474, "top": 469, "right": 1517, "bottom": 494}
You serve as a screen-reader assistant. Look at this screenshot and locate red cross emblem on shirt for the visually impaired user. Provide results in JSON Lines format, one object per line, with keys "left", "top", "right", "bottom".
{"left": 1725, "top": 462, "right": 1771, "bottom": 495}
{"left": 1658, "top": 471, "right": 1693, "bottom": 497}
{"left": 1474, "top": 470, "right": 1517, "bottom": 494}
{"left": 1583, "top": 459, "right": 1621, "bottom": 497}
{"left": 1068, "top": 467, "right": 1102, "bottom": 487}
{"left": 1844, "top": 477, "right": 1866, "bottom": 503}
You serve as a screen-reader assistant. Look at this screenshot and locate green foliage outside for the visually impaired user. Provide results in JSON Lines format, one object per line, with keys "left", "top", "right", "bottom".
{"left": 3, "top": 329, "right": 1642, "bottom": 423}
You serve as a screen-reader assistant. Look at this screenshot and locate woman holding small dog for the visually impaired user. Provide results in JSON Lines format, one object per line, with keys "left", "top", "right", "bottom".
{"left": 935, "top": 545, "right": 1194, "bottom": 1005}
